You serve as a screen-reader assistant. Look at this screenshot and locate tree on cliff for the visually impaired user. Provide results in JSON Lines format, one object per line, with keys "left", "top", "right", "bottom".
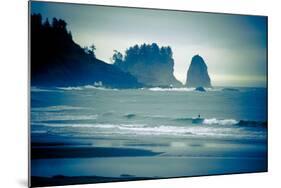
{"left": 112, "top": 50, "right": 123, "bottom": 66}
{"left": 30, "top": 13, "right": 142, "bottom": 88}
{"left": 84, "top": 44, "right": 96, "bottom": 58}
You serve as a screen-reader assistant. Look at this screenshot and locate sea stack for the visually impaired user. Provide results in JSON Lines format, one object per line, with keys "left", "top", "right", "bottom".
{"left": 185, "top": 55, "right": 212, "bottom": 88}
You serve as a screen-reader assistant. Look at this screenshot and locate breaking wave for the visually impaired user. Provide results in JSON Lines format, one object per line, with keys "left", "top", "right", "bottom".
{"left": 174, "top": 117, "right": 266, "bottom": 127}
{"left": 32, "top": 105, "right": 87, "bottom": 112}
{"left": 148, "top": 87, "right": 195, "bottom": 92}
{"left": 31, "top": 87, "right": 57, "bottom": 92}
{"left": 121, "top": 113, "right": 267, "bottom": 128}
{"left": 203, "top": 118, "right": 239, "bottom": 126}
{"left": 35, "top": 122, "right": 266, "bottom": 139}
{"left": 148, "top": 87, "right": 223, "bottom": 92}
{"left": 57, "top": 85, "right": 119, "bottom": 91}
{"left": 124, "top": 113, "right": 137, "bottom": 118}
{"left": 202, "top": 118, "right": 267, "bottom": 127}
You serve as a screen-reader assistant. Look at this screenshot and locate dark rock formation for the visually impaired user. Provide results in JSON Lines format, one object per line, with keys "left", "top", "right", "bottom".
{"left": 31, "top": 14, "right": 142, "bottom": 88}
{"left": 195, "top": 86, "right": 206, "bottom": 92}
{"left": 186, "top": 55, "right": 212, "bottom": 88}
{"left": 113, "top": 43, "right": 182, "bottom": 87}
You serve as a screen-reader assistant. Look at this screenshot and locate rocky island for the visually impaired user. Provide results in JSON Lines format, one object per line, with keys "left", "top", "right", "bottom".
{"left": 185, "top": 55, "right": 212, "bottom": 88}
{"left": 113, "top": 43, "right": 182, "bottom": 88}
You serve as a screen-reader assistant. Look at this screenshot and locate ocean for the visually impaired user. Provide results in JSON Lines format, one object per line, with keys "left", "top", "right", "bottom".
{"left": 30, "top": 86, "right": 267, "bottom": 185}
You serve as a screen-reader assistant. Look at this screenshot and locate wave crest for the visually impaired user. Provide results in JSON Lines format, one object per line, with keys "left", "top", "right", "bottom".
{"left": 203, "top": 118, "right": 239, "bottom": 126}
{"left": 35, "top": 123, "right": 266, "bottom": 139}
{"left": 32, "top": 105, "right": 86, "bottom": 112}
{"left": 57, "top": 85, "right": 119, "bottom": 91}
{"left": 148, "top": 87, "right": 195, "bottom": 92}
{"left": 148, "top": 87, "right": 222, "bottom": 92}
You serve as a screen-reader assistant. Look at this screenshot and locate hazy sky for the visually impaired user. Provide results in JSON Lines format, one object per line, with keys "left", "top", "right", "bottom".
{"left": 31, "top": 1, "right": 267, "bottom": 87}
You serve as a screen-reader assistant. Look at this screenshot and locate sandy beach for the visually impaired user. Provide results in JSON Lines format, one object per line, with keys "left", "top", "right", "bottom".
{"left": 31, "top": 134, "right": 267, "bottom": 186}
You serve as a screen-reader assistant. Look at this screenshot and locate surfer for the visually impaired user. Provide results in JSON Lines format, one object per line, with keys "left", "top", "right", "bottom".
{"left": 192, "top": 114, "right": 203, "bottom": 124}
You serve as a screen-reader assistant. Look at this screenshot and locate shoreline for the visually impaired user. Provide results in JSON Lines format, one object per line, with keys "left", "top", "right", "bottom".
{"left": 31, "top": 175, "right": 157, "bottom": 187}
{"left": 31, "top": 146, "right": 163, "bottom": 159}
{"left": 31, "top": 169, "right": 268, "bottom": 187}
{"left": 31, "top": 156, "right": 267, "bottom": 179}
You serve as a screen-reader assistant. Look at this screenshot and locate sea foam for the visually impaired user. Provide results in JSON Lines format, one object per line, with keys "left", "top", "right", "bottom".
{"left": 203, "top": 118, "right": 239, "bottom": 126}
{"left": 32, "top": 105, "right": 86, "bottom": 112}
{"left": 148, "top": 87, "right": 195, "bottom": 92}
{"left": 57, "top": 85, "right": 119, "bottom": 91}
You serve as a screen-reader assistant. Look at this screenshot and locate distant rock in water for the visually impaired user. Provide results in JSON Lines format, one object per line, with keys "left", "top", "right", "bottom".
{"left": 195, "top": 86, "right": 206, "bottom": 92}
{"left": 186, "top": 55, "right": 212, "bottom": 88}
{"left": 113, "top": 43, "right": 183, "bottom": 87}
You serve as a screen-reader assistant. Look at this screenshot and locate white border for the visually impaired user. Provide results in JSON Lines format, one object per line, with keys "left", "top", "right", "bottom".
{"left": 1, "top": 0, "right": 281, "bottom": 188}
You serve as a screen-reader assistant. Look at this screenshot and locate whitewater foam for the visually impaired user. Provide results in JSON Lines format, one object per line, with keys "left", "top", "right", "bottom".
{"left": 57, "top": 86, "right": 83, "bottom": 90}
{"left": 31, "top": 130, "right": 48, "bottom": 134}
{"left": 203, "top": 118, "right": 239, "bottom": 126}
{"left": 148, "top": 87, "right": 223, "bottom": 92}
{"left": 34, "top": 122, "right": 266, "bottom": 139}
{"left": 148, "top": 87, "right": 195, "bottom": 92}
{"left": 32, "top": 105, "right": 87, "bottom": 112}
{"left": 31, "top": 87, "right": 56, "bottom": 92}
{"left": 39, "top": 123, "right": 146, "bottom": 129}
{"left": 57, "top": 85, "right": 119, "bottom": 91}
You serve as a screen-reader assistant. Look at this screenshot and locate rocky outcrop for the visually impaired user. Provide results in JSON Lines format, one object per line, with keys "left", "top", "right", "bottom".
{"left": 113, "top": 43, "right": 183, "bottom": 88}
{"left": 31, "top": 14, "right": 142, "bottom": 88}
{"left": 186, "top": 55, "right": 212, "bottom": 88}
{"left": 195, "top": 86, "right": 206, "bottom": 92}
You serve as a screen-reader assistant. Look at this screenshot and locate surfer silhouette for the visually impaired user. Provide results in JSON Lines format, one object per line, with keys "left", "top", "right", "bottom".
{"left": 192, "top": 114, "right": 203, "bottom": 124}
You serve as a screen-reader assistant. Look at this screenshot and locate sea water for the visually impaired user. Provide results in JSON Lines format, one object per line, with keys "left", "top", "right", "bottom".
{"left": 30, "top": 86, "right": 267, "bottom": 178}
